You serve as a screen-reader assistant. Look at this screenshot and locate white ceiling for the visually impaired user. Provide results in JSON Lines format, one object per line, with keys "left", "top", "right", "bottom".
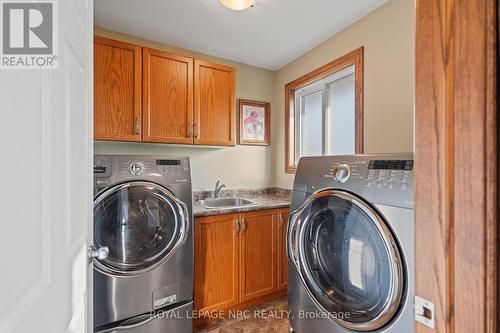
{"left": 94, "top": 0, "right": 387, "bottom": 70}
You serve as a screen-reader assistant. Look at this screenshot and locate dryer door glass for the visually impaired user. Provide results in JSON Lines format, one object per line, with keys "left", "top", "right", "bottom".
{"left": 94, "top": 181, "right": 185, "bottom": 273}
{"left": 297, "top": 191, "right": 404, "bottom": 331}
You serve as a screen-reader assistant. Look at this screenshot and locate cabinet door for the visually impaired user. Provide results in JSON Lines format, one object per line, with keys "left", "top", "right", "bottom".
{"left": 194, "top": 60, "right": 236, "bottom": 146}
{"left": 194, "top": 214, "right": 239, "bottom": 312}
{"left": 94, "top": 36, "right": 142, "bottom": 141}
{"left": 239, "top": 209, "right": 277, "bottom": 302}
{"left": 143, "top": 48, "right": 194, "bottom": 144}
{"left": 277, "top": 208, "right": 290, "bottom": 291}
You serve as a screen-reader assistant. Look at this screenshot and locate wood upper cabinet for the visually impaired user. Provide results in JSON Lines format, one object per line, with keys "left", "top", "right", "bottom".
{"left": 142, "top": 48, "right": 194, "bottom": 144}
{"left": 277, "top": 208, "right": 290, "bottom": 291}
{"left": 94, "top": 36, "right": 142, "bottom": 141}
{"left": 239, "top": 209, "right": 277, "bottom": 303}
{"left": 195, "top": 214, "right": 239, "bottom": 312}
{"left": 194, "top": 60, "right": 236, "bottom": 146}
{"left": 94, "top": 37, "right": 236, "bottom": 146}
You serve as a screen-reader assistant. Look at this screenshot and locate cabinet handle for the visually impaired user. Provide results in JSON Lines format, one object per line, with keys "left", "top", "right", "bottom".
{"left": 234, "top": 219, "right": 241, "bottom": 236}
{"left": 134, "top": 117, "right": 141, "bottom": 135}
{"left": 193, "top": 122, "right": 199, "bottom": 139}
{"left": 278, "top": 213, "right": 283, "bottom": 228}
{"left": 241, "top": 218, "right": 247, "bottom": 235}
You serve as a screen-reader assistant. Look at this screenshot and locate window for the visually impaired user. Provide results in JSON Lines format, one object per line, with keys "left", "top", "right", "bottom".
{"left": 285, "top": 47, "right": 363, "bottom": 172}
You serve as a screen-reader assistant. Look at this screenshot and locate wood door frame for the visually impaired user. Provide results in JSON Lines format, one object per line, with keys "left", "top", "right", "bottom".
{"left": 415, "top": 0, "right": 498, "bottom": 332}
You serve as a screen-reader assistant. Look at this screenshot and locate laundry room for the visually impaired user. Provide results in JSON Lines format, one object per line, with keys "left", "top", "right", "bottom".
{"left": 0, "top": 0, "right": 497, "bottom": 333}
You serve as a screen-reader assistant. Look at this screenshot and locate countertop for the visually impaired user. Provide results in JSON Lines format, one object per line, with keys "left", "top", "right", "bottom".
{"left": 192, "top": 188, "right": 291, "bottom": 217}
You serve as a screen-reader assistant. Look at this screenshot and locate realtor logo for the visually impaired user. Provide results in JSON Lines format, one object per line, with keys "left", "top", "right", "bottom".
{"left": 1, "top": 0, "right": 58, "bottom": 69}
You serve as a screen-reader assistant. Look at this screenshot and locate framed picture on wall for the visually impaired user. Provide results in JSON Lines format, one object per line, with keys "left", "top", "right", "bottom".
{"left": 238, "top": 99, "right": 270, "bottom": 146}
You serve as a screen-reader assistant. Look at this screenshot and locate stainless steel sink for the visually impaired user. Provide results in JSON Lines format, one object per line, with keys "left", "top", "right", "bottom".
{"left": 198, "top": 197, "right": 259, "bottom": 209}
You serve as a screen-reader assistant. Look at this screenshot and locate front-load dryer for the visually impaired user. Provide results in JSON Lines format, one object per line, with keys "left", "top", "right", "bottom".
{"left": 287, "top": 154, "right": 414, "bottom": 333}
{"left": 92, "top": 155, "right": 193, "bottom": 333}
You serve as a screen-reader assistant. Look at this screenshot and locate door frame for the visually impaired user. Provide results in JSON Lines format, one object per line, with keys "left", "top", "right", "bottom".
{"left": 415, "top": 0, "right": 498, "bottom": 332}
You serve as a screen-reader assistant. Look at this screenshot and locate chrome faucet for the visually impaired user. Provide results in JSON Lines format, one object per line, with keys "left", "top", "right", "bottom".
{"left": 213, "top": 180, "right": 226, "bottom": 198}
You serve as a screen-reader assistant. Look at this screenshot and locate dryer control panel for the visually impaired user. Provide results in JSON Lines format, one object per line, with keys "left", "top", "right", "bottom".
{"left": 365, "top": 160, "right": 413, "bottom": 191}
{"left": 325, "top": 159, "right": 413, "bottom": 191}
{"left": 94, "top": 155, "right": 191, "bottom": 195}
{"left": 294, "top": 154, "right": 414, "bottom": 209}
{"left": 155, "top": 159, "right": 190, "bottom": 177}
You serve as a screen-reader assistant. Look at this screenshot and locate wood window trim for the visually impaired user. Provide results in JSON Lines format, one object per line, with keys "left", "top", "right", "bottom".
{"left": 284, "top": 47, "right": 364, "bottom": 173}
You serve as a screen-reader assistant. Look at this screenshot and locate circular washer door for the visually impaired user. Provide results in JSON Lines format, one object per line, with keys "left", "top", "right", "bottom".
{"left": 289, "top": 190, "right": 405, "bottom": 331}
{"left": 93, "top": 181, "right": 188, "bottom": 275}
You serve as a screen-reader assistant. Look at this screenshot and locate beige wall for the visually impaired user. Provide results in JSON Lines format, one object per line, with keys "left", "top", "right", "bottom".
{"left": 271, "top": 0, "right": 415, "bottom": 188}
{"left": 94, "top": 28, "right": 275, "bottom": 191}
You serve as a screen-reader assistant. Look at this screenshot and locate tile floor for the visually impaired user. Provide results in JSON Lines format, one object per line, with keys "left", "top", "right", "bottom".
{"left": 194, "top": 298, "right": 290, "bottom": 333}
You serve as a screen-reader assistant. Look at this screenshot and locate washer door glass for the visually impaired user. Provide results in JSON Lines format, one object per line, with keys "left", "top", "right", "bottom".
{"left": 94, "top": 181, "right": 185, "bottom": 273}
{"left": 296, "top": 191, "right": 404, "bottom": 331}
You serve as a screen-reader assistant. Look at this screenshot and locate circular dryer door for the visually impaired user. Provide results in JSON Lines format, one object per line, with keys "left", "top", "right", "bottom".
{"left": 93, "top": 181, "right": 188, "bottom": 275}
{"left": 289, "top": 189, "right": 405, "bottom": 331}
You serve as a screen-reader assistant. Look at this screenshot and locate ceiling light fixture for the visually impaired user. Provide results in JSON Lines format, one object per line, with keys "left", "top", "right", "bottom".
{"left": 219, "top": 0, "right": 255, "bottom": 11}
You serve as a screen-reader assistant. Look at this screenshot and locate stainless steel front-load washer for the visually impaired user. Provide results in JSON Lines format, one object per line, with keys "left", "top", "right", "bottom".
{"left": 92, "top": 155, "right": 193, "bottom": 333}
{"left": 287, "top": 154, "right": 414, "bottom": 333}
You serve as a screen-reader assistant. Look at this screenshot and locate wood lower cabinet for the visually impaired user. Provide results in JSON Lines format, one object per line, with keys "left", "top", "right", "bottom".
{"left": 194, "top": 60, "right": 236, "bottom": 146}
{"left": 277, "top": 208, "right": 290, "bottom": 291}
{"left": 194, "top": 208, "right": 287, "bottom": 320}
{"left": 94, "top": 36, "right": 142, "bottom": 141}
{"left": 142, "top": 48, "right": 194, "bottom": 144}
{"left": 194, "top": 214, "right": 239, "bottom": 312}
{"left": 239, "top": 209, "right": 277, "bottom": 302}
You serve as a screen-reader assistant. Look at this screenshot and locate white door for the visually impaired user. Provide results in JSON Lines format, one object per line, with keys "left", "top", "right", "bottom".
{"left": 0, "top": 0, "right": 93, "bottom": 332}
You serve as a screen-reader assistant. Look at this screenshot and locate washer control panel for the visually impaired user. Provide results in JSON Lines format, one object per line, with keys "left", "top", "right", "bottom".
{"left": 296, "top": 154, "right": 414, "bottom": 208}
{"left": 325, "top": 160, "right": 364, "bottom": 183}
{"left": 116, "top": 159, "right": 189, "bottom": 177}
{"left": 330, "top": 164, "right": 351, "bottom": 183}
{"left": 94, "top": 155, "right": 191, "bottom": 195}
{"left": 325, "top": 159, "right": 413, "bottom": 191}
{"left": 129, "top": 161, "right": 145, "bottom": 176}
{"left": 119, "top": 160, "right": 153, "bottom": 175}
{"left": 155, "top": 159, "right": 189, "bottom": 177}
{"left": 365, "top": 160, "right": 413, "bottom": 191}
{"left": 365, "top": 168, "right": 411, "bottom": 190}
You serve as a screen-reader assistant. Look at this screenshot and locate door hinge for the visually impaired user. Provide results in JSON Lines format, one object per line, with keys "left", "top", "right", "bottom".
{"left": 415, "top": 296, "right": 435, "bottom": 329}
